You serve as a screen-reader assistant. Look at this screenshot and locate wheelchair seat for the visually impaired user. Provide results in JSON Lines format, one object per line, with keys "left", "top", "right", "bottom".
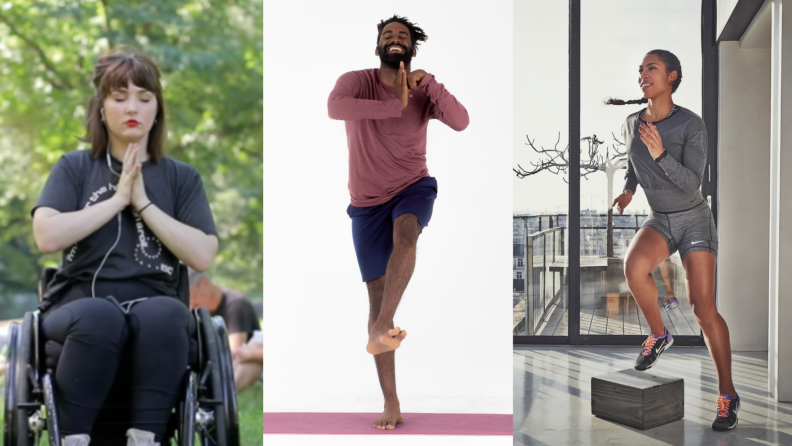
{"left": 3, "top": 265, "right": 240, "bottom": 446}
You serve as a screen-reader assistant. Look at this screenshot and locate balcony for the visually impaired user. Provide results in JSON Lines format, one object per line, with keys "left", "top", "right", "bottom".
{"left": 513, "top": 215, "right": 701, "bottom": 337}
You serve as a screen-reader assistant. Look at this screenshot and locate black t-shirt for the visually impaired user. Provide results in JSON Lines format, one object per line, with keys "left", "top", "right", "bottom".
{"left": 212, "top": 289, "right": 260, "bottom": 340}
{"left": 33, "top": 150, "right": 218, "bottom": 303}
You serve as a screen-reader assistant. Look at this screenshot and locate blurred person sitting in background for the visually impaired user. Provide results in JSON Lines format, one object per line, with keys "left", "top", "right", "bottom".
{"left": 188, "top": 268, "right": 262, "bottom": 392}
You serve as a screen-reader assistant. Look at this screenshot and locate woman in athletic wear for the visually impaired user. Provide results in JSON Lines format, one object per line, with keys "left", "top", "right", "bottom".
{"left": 609, "top": 50, "right": 738, "bottom": 431}
{"left": 31, "top": 46, "right": 218, "bottom": 446}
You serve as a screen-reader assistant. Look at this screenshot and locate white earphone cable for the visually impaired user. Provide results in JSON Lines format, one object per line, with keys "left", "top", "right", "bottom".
{"left": 92, "top": 148, "right": 123, "bottom": 298}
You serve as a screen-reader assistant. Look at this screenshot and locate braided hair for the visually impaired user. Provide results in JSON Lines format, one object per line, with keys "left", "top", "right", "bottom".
{"left": 606, "top": 50, "right": 682, "bottom": 106}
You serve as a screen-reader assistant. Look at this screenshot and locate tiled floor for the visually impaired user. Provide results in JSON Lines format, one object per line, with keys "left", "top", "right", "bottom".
{"left": 514, "top": 346, "right": 792, "bottom": 445}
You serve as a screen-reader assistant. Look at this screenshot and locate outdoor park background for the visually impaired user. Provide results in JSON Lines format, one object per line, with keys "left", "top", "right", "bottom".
{"left": 0, "top": 0, "right": 262, "bottom": 443}
{"left": 0, "top": 1, "right": 262, "bottom": 315}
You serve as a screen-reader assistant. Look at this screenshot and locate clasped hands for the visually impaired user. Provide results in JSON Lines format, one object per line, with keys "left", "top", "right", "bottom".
{"left": 394, "top": 61, "right": 427, "bottom": 109}
{"left": 117, "top": 142, "right": 150, "bottom": 212}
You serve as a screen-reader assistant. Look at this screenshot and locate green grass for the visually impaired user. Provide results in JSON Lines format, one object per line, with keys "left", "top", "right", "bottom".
{"left": 237, "top": 384, "right": 264, "bottom": 446}
{"left": 0, "top": 384, "right": 263, "bottom": 445}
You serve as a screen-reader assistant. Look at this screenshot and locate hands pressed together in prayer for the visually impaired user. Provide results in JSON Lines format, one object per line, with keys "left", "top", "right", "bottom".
{"left": 116, "top": 142, "right": 151, "bottom": 213}
{"left": 395, "top": 61, "right": 427, "bottom": 109}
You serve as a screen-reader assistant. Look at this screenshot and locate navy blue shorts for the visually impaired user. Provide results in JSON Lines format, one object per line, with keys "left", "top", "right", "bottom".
{"left": 347, "top": 177, "right": 438, "bottom": 282}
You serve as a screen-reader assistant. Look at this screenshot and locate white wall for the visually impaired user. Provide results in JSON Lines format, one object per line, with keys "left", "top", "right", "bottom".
{"left": 773, "top": 0, "right": 792, "bottom": 401}
{"left": 263, "top": 0, "right": 513, "bottom": 413}
{"left": 717, "top": 42, "right": 770, "bottom": 352}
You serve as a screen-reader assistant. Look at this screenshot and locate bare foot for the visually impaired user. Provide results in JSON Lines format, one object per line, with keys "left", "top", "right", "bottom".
{"left": 373, "top": 402, "right": 403, "bottom": 430}
{"left": 366, "top": 327, "right": 407, "bottom": 355}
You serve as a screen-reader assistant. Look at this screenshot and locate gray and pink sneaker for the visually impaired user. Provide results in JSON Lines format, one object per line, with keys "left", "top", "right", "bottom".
{"left": 634, "top": 327, "right": 673, "bottom": 371}
{"left": 664, "top": 296, "right": 679, "bottom": 310}
{"left": 712, "top": 393, "right": 740, "bottom": 431}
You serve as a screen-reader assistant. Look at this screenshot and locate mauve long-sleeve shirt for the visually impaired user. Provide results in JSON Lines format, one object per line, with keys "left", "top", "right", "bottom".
{"left": 328, "top": 68, "right": 469, "bottom": 207}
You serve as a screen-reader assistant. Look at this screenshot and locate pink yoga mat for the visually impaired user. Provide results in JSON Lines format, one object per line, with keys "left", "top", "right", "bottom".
{"left": 263, "top": 412, "right": 512, "bottom": 436}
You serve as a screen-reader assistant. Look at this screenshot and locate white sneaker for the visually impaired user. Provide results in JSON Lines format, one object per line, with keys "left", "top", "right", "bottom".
{"left": 126, "top": 428, "right": 160, "bottom": 446}
{"left": 62, "top": 434, "right": 90, "bottom": 446}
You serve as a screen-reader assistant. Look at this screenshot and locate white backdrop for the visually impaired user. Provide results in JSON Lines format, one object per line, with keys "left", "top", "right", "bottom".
{"left": 263, "top": 0, "right": 513, "bottom": 415}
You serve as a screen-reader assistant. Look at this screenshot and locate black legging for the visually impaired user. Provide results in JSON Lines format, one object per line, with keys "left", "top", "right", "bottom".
{"left": 41, "top": 282, "right": 193, "bottom": 442}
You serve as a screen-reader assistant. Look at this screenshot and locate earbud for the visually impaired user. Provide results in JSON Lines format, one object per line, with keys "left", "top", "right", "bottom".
{"left": 100, "top": 108, "right": 106, "bottom": 123}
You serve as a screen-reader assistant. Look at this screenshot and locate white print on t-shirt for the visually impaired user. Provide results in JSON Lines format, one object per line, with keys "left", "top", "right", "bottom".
{"left": 83, "top": 182, "right": 117, "bottom": 209}
{"left": 66, "top": 182, "right": 118, "bottom": 262}
{"left": 133, "top": 209, "right": 172, "bottom": 276}
{"left": 65, "top": 244, "right": 78, "bottom": 262}
{"left": 64, "top": 182, "right": 173, "bottom": 277}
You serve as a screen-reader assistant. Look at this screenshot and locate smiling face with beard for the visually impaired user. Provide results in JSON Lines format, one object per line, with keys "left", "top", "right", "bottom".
{"left": 376, "top": 22, "right": 416, "bottom": 70}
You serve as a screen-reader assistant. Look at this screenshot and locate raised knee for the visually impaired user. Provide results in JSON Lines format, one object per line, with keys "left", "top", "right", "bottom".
{"left": 393, "top": 215, "right": 420, "bottom": 247}
{"left": 623, "top": 257, "right": 648, "bottom": 283}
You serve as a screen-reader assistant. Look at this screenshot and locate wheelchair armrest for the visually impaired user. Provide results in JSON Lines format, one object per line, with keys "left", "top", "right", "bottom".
{"left": 38, "top": 267, "right": 58, "bottom": 302}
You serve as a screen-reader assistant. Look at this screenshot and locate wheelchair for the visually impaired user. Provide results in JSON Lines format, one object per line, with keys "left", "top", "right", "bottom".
{"left": 3, "top": 266, "right": 240, "bottom": 446}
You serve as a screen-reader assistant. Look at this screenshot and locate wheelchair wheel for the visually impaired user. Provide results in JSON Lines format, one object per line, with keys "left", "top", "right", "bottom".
{"left": 195, "top": 308, "right": 240, "bottom": 446}
{"left": 176, "top": 372, "right": 197, "bottom": 446}
{"left": 3, "top": 313, "right": 37, "bottom": 446}
{"left": 211, "top": 316, "right": 239, "bottom": 445}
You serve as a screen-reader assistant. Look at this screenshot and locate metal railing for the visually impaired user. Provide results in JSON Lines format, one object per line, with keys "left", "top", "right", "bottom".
{"left": 513, "top": 214, "right": 649, "bottom": 335}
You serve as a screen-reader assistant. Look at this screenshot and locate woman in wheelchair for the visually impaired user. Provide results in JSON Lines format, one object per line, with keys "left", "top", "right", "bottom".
{"left": 30, "top": 47, "right": 218, "bottom": 446}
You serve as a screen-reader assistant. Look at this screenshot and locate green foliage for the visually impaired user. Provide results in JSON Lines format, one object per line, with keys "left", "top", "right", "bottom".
{"left": 0, "top": 0, "right": 262, "bottom": 317}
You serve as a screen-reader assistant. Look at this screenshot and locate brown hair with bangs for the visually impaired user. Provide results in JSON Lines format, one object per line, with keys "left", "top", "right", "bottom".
{"left": 82, "top": 46, "right": 166, "bottom": 162}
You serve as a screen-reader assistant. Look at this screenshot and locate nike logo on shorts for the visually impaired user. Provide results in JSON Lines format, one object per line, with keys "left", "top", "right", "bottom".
{"left": 692, "top": 241, "right": 705, "bottom": 245}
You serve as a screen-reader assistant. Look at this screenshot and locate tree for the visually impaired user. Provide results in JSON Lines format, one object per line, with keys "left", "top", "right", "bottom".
{"left": 0, "top": 0, "right": 263, "bottom": 318}
{"left": 514, "top": 132, "right": 626, "bottom": 257}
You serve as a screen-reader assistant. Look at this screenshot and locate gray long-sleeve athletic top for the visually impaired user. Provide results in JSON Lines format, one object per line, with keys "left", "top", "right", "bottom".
{"left": 622, "top": 106, "right": 708, "bottom": 213}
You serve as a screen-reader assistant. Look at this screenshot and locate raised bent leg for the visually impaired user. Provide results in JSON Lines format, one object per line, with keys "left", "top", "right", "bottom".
{"left": 366, "top": 276, "right": 403, "bottom": 430}
{"left": 366, "top": 213, "right": 421, "bottom": 355}
{"left": 624, "top": 227, "right": 671, "bottom": 336}
{"left": 683, "top": 251, "right": 736, "bottom": 396}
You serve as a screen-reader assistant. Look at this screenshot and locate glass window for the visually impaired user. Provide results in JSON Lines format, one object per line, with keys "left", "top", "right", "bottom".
{"left": 577, "top": 0, "right": 703, "bottom": 337}
{"left": 513, "top": 0, "right": 568, "bottom": 336}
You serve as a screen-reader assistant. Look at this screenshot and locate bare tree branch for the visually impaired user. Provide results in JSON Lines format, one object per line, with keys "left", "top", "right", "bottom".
{"left": 515, "top": 132, "right": 627, "bottom": 182}
{"left": 514, "top": 132, "right": 571, "bottom": 179}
